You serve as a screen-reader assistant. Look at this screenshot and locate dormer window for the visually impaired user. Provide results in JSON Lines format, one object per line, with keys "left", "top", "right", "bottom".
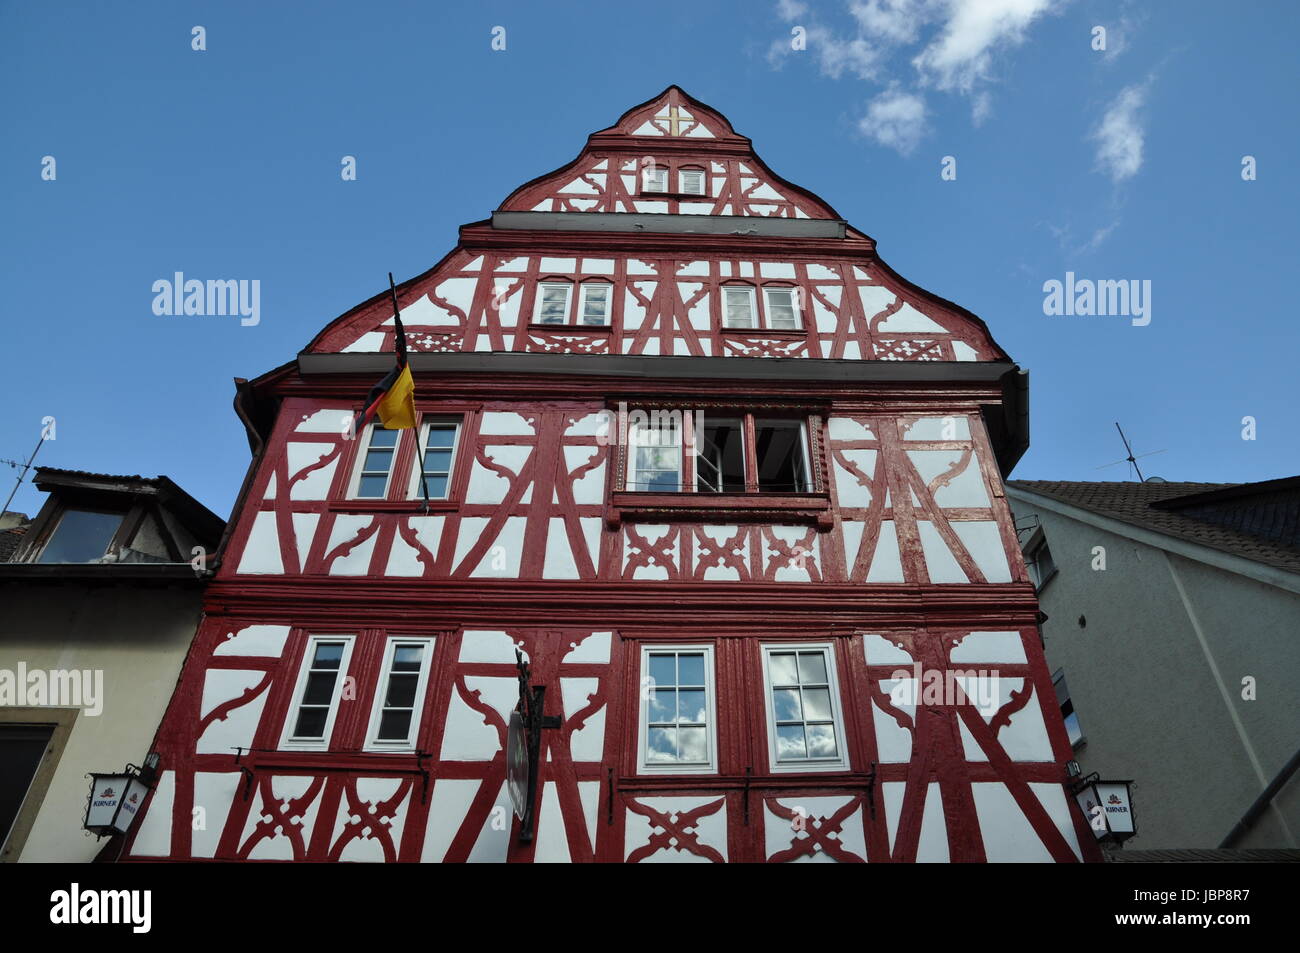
{"left": 764, "top": 288, "right": 801, "bottom": 330}
{"left": 535, "top": 282, "right": 573, "bottom": 324}
{"left": 580, "top": 282, "right": 611, "bottom": 326}
{"left": 679, "top": 169, "right": 705, "bottom": 195}
{"left": 641, "top": 167, "right": 668, "bottom": 193}
{"left": 36, "top": 509, "right": 124, "bottom": 564}
{"left": 723, "top": 287, "right": 756, "bottom": 329}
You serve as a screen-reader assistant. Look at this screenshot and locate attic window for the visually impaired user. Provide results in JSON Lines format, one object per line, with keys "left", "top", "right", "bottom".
{"left": 36, "top": 509, "right": 123, "bottom": 564}
{"left": 642, "top": 168, "right": 668, "bottom": 193}
{"left": 679, "top": 169, "right": 705, "bottom": 195}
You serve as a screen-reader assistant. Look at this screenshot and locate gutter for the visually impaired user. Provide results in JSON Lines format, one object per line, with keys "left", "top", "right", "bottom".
{"left": 1220, "top": 746, "right": 1300, "bottom": 848}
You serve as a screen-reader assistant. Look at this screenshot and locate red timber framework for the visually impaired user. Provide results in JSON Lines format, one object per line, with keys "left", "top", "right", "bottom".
{"left": 124, "top": 87, "right": 1100, "bottom": 863}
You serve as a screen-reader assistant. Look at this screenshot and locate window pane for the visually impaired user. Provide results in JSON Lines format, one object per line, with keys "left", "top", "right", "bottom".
{"left": 806, "top": 724, "right": 839, "bottom": 758}
{"left": 385, "top": 674, "right": 419, "bottom": 708}
{"left": 677, "top": 653, "right": 705, "bottom": 687}
{"left": 649, "top": 654, "right": 676, "bottom": 687}
{"left": 647, "top": 727, "right": 676, "bottom": 761}
{"left": 539, "top": 285, "right": 569, "bottom": 323}
{"left": 643, "top": 169, "right": 667, "bottom": 192}
{"left": 677, "top": 689, "right": 706, "bottom": 724}
{"left": 369, "top": 427, "right": 399, "bottom": 448}
{"left": 303, "top": 672, "right": 338, "bottom": 706}
{"left": 775, "top": 725, "right": 807, "bottom": 760}
{"left": 766, "top": 290, "right": 798, "bottom": 329}
{"left": 772, "top": 688, "right": 802, "bottom": 722}
{"left": 797, "top": 652, "right": 827, "bottom": 685}
{"left": 377, "top": 709, "right": 412, "bottom": 742}
{"left": 423, "top": 449, "right": 452, "bottom": 473}
{"left": 802, "top": 687, "right": 834, "bottom": 721}
{"left": 293, "top": 707, "right": 328, "bottom": 739}
{"left": 419, "top": 475, "right": 448, "bottom": 498}
{"left": 363, "top": 449, "right": 393, "bottom": 472}
{"left": 582, "top": 284, "right": 610, "bottom": 325}
{"left": 724, "top": 289, "right": 754, "bottom": 328}
{"left": 313, "top": 643, "right": 344, "bottom": 668}
{"left": 426, "top": 427, "right": 455, "bottom": 448}
{"left": 392, "top": 645, "right": 424, "bottom": 671}
{"left": 1065, "top": 712, "right": 1083, "bottom": 747}
{"left": 678, "top": 727, "right": 707, "bottom": 762}
{"left": 649, "top": 689, "right": 676, "bottom": 724}
{"left": 37, "top": 510, "right": 123, "bottom": 564}
{"left": 755, "top": 422, "right": 807, "bottom": 492}
{"left": 358, "top": 475, "right": 388, "bottom": 498}
{"left": 769, "top": 652, "right": 798, "bottom": 686}
{"left": 680, "top": 170, "right": 704, "bottom": 194}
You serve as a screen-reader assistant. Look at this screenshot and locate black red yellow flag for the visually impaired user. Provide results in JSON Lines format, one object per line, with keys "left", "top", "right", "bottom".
{"left": 353, "top": 273, "right": 418, "bottom": 434}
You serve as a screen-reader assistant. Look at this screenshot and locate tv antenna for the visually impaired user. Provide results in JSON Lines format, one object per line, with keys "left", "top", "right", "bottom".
{"left": 1096, "top": 422, "right": 1166, "bottom": 482}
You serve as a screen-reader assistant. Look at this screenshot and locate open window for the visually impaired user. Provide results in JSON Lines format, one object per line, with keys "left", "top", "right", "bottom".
{"left": 626, "top": 412, "right": 811, "bottom": 495}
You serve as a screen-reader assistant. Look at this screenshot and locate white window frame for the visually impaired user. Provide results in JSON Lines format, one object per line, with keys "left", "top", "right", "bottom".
{"left": 763, "top": 287, "right": 802, "bottom": 330}
{"left": 637, "top": 644, "right": 718, "bottom": 775}
{"left": 678, "top": 169, "right": 705, "bottom": 195}
{"left": 407, "top": 417, "right": 462, "bottom": 500}
{"left": 760, "top": 642, "right": 849, "bottom": 773}
{"left": 533, "top": 281, "right": 573, "bottom": 325}
{"left": 627, "top": 415, "right": 684, "bottom": 492}
{"left": 348, "top": 421, "right": 401, "bottom": 500}
{"left": 578, "top": 281, "right": 612, "bottom": 326}
{"left": 642, "top": 166, "right": 668, "bottom": 193}
{"left": 363, "top": 636, "right": 436, "bottom": 752}
{"left": 722, "top": 285, "right": 757, "bottom": 329}
{"left": 281, "top": 635, "right": 356, "bottom": 751}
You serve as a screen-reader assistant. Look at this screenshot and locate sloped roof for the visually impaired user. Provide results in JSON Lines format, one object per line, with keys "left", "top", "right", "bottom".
{"left": 1008, "top": 479, "right": 1300, "bottom": 575}
{"left": 1105, "top": 848, "right": 1300, "bottom": 863}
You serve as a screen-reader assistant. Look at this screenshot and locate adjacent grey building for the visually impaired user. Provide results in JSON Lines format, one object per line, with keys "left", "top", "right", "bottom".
{"left": 1007, "top": 477, "right": 1300, "bottom": 851}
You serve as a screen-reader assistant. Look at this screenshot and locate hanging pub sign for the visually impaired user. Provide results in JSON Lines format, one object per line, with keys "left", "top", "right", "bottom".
{"left": 1073, "top": 775, "right": 1137, "bottom": 842}
{"left": 84, "top": 764, "right": 154, "bottom": 838}
{"left": 510, "top": 649, "right": 561, "bottom": 843}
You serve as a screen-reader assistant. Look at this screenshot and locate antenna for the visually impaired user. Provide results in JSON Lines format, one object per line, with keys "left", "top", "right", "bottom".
{"left": 1095, "top": 422, "right": 1166, "bottom": 481}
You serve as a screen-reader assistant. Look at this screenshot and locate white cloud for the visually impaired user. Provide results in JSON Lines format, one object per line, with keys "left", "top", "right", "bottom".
{"left": 848, "top": 0, "right": 938, "bottom": 44}
{"left": 912, "top": 0, "right": 1057, "bottom": 93}
{"left": 767, "top": 0, "right": 1066, "bottom": 154}
{"left": 858, "top": 85, "right": 928, "bottom": 154}
{"left": 1091, "top": 82, "right": 1148, "bottom": 182}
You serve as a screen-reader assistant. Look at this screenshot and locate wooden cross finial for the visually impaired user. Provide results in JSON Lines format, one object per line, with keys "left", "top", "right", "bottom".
{"left": 654, "top": 103, "right": 685, "bottom": 136}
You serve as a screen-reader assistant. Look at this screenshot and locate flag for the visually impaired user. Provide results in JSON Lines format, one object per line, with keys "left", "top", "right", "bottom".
{"left": 353, "top": 273, "right": 417, "bottom": 433}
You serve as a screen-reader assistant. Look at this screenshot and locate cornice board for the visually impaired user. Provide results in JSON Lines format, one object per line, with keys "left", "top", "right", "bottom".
{"left": 296, "top": 351, "right": 1017, "bottom": 383}
{"left": 491, "top": 210, "right": 846, "bottom": 238}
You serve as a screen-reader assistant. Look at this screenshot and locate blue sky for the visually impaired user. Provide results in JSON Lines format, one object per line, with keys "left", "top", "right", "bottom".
{"left": 2, "top": 1, "right": 1297, "bottom": 519}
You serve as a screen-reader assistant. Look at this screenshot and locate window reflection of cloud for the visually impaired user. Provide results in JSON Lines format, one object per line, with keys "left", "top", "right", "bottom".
{"left": 773, "top": 689, "right": 802, "bottom": 721}
{"left": 678, "top": 689, "right": 706, "bottom": 724}
{"left": 776, "top": 725, "right": 807, "bottom": 759}
{"left": 806, "top": 724, "right": 838, "bottom": 758}
{"left": 802, "top": 688, "right": 832, "bottom": 721}
{"left": 647, "top": 727, "right": 676, "bottom": 762}
{"left": 770, "top": 653, "right": 798, "bottom": 685}
{"left": 650, "top": 689, "right": 675, "bottom": 722}
{"left": 678, "top": 727, "right": 707, "bottom": 762}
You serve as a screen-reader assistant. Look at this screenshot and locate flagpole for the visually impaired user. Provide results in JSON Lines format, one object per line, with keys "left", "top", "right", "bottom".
{"left": 389, "top": 273, "right": 432, "bottom": 514}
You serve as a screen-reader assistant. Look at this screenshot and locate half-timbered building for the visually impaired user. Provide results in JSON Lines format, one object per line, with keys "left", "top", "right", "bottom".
{"left": 127, "top": 87, "right": 1098, "bottom": 863}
